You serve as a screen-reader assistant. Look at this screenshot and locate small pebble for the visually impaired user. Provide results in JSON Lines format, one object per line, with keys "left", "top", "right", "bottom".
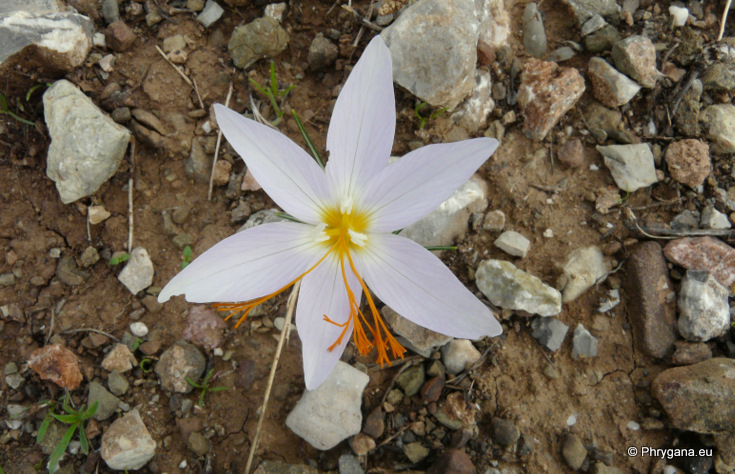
{"left": 129, "top": 322, "right": 148, "bottom": 338}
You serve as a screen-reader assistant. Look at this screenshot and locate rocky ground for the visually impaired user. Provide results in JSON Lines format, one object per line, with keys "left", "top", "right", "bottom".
{"left": 2, "top": 0, "right": 735, "bottom": 472}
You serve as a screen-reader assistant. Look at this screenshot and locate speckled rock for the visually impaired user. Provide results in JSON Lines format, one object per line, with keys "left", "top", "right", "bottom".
{"left": 517, "top": 58, "right": 585, "bottom": 141}
{"left": 700, "top": 104, "right": 735, "bottom": 154}
{"left": 587, "top": 57, "right": 641, "bottom": 107}
{"left": 559, "top": 246, "right": 610, "bottom": 302}
{"left": 182, "top": 305, "right": 226, "bottom": 349}
{"left": 611, "top": 35, "right": 658, "bottom": 88}
{"left": 441, "top": 339, "right": 481, "bottom": 374}
{"left": 228, "top": 17, "right": 288, "bottom": 69}
{"left": 27, "top": 344, "right": 83, "bottom": 390}
{"left": 665, "top": 139, "right": 710, "bottom": 188}
{"left": 476, "top": 259, "right": 561, "bottom": 317}
{"left": 560, "top": 0, "right": 620, "bottom": 24}
{"left": 677, "top": 270, "right": 730, "bottom": 342}
{"left": 101, "top": 343, "right": 137, "bottom": 373}
{"left": 671, "top": 341, "right": 712, "bottom": 366}
{"left": 117, "top": 247, "right": 154, "bottom": 295}
{"left": 664, "top": 237, "right": 735, "bottom": 289}
{"left": 307, "top": 33, "right": 338, "bottom": 71}
{"left": 155, "top": 341, "right": 206, "bottom": 393}
{"left": 101, "top": 409, "right": 156, "bottom": 470}
{"left": 597, "top": 143, "right": 657, "bottom": 192}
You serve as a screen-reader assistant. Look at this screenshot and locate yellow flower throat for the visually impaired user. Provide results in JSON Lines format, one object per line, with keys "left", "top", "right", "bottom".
{"left": 213, "top": 200, "right": 405, "bottom": 367}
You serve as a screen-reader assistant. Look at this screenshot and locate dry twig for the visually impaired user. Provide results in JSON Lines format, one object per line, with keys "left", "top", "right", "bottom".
{"left": 154, "top": 45, "right": 204, "bottom": 109}
{"left": 208, "top": 82, "right": 233, "bottom": 201}
{"left": 718, "top": 0, "right": 732, "bottom": 41}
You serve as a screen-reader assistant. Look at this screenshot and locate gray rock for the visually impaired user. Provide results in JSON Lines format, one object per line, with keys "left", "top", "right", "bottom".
{"left": 494, "top": 230, "right": 530, "bottom": 258}
{"left": 5, "top": 373, "right": 25, "bottom": 389}
{"left": 403, "top": 442, "right": 430, "bottom": 463}
{"left": 483, "top": 210, "right": 505, "bottom": 232}
{"left": 182, "top": 305, "right": 226, "bottom": 349}
{"left": 307, "top": 33, "right": 338, "bottom": 71}
{"left": 108, "top": 370, "right": 129, "bottom": 396}
{"left": 700, "top": 206, "right": 731, "bottom": 230}
{"left": 88, "top": 381, "right": 121, "bottom": 421}
{"left": 382, "top": 306, "right": 451, "bottom": 356}
{"left": 44, "top": 80, "right": 130, "bottom": 204}
{"left": 547, "top": 46, "right": 576, "bottom": 62}
{"left": 338, "top": 454, "right": 364, "bottom": 474}
{"left": 702, "top": 61, "right": 735, "bottom": 92}
{"left": 0, "top": 273, "right": 15, "bottom": 286}
{"left": 0, "top": 0, "right": 59, "bottom": 16}
{"left": 674, "top": 79, "right": 702, "bottom": 137}
{"left": 80, "top": 246, "right": 100, "bottom": 267}
{"left": 155, "top": 341, "right": 206, "bottom": 393}
{"left": 611, "top": 35, "right": 658, "bottom": 88}
{"left": 522, "top": 3, "right": 547, "bottom": 58}
{"left": 101, "top": 0, "right": 120, "bottom": 24}
{"left": 476, "top": 259, "right": 561, "bottom": 317}
{"left": 239, "top": 208, "right": 289, "bottom": 232}
{"left": 562, "top": 434, "right": 588, "bottom": 469}
{"left": 57, "top": 256, "right": 88, "bottom": 286}
{"left": 560, "top": 0, "right": 620, "bottom": 24}
{"left": 396, "top": 364, "right": 425, "bottom": 397}
{"left": 559, "top": 246, "right": 609, "bottom": 302}
{"left": 400, "top": 175, "right": 487, "bottom": 248}
{"left": 677, "top": 270, "right": 729, "bottom": 342}
{"left": 700, "top": 104, "right": 735, "bottom": 154}
{"left": 672, "top": 210, "right": 700, "bottom": 230}
{"left": 597, "top": 143, "right": 657, "bottom": 192}
{"left": 196, "top": 0, "right": 223, "bottom": 28}
{"left": 101, "top": 409, "right": 156, "bottom": 470}
{"left": 584, "top": 24, "right": 621, "bottom": 53}
{"left": 441, "top": 339, "right": 481, "bottom": 374}
{"left": 449, "top": 69, "right": 495, "bottom": 133}
{"left": 228, "top": 16, "right": 288, "bottom": 69}
{"left": 117, "top": 247, "right": 154, "bottom": 295}
{"left": 185, "top": 138, "right": 210, "bottom": 182}
{"left": 581, "top": 14, "right": 606, "bottom": 36}
{"left": 653, "top": 358, "right": 735, "bottom": 434}
{"left": 0, "top": 10, "right": 92, "bottom": 71}
{"left": 475, "top": 0, "right": 512, "bottom": 50}
{"left": 588, "top": 57, "right": 641, "bottom": 107}
{"left": 572, "top": 324, "right": 598, "bottom": 359}
{"left": 286, "top": 361, "right": 369, "bottom": 450}
{"left": 492, "top": 417, "right": 520, "bottom": 446}
{"left": 381, "top": 0, "right": 478, "bottom": 109}
{"left": 531, "top": 317, "right": 569, "bottom": 352}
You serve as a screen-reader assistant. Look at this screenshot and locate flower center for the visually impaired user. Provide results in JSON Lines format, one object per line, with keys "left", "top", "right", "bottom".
{"left": 317, "top": 198, "right": 369, "bottom": 249}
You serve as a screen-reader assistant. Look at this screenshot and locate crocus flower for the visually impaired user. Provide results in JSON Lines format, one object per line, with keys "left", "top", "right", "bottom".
{"left": 158, "top": 35, "right": 502, "bottom": 389}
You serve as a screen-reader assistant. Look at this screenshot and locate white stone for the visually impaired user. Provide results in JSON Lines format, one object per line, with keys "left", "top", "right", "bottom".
{"left": 118, "top": 247, "right": 154, "bottom": 295}
{"left": 88, "top": 205, "right": 111, "bottom": 225}
{"left": 129, "top": 322, "right": 148, "bottom": 338}
{"left": 572, "top": 324, "right": 598, "bottom": 358}
{"left": 98, "top": 54, "right": 115, "bottom": 72}
{"left": 678, "top": 270, "right": 730, "bottom": 342}
{"left": 286, "top": 362, "right": 368, "bottom": 450}
{"left": 700, "top": 105, "right": 735, "bottom": 154}
{"left": 196, "top": 0, "right": 223, "bottom": 28}
{"left": 474, "top": 0, "right": 510, "bottom": 49}
{"left": 700, "top": 206, "right": 732, "bottom": 230}
{"left": 44, "top": 80, "right": 130, "bottom": 204}
{"left": 382, "top": 0, "right": 479, "bottom": 109}
{"left": 597, "top": 143, "right": 657, "bottom": 192}
{"left": 101, "top": 410, "right": 156, "bottom": 470}
{"left": 400, "top": 175, "right": 488, "bottom": 248}
{"left": 559, "top": 246, "right": 610, "bottom": 303}
{"left": 476, "top": 259, "right": 562, "bottom": 317}
{"left": 588, "top": 57, "right": 641, "bottom": 107}
{"left": 441, "top": 339, "right": 481, "bottom": 374}
{"left": 494, "top": 231, "right": 531, "bottom": 258}
{"left": 0, "top": 0, "right": 59, "bottom": 16}
{"left": 264, "top": 2, "right": 287, "bottom": 22}
{"left": 581, "top": 14, "right": 606, "bottom": 36}
{"left": 450, "top": 69, "right": 495, "bottom": 133}
{"left": 669, "top": 6, "right": 689, "bottom": 26}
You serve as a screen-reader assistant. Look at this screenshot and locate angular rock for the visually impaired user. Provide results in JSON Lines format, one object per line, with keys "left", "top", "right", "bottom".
{"left": 522, "top": 3, "right": 547, "bottom": 58}
{"left": 228, "top": 17, "right": 288, "bottom": 69}
{"left": 517, "top": 58, "right": 585, "bottom": 141}
{"left": 57, "top": 255, "right": 88, "bottom": 285}
{"left": 117, "top": 247, "right": 153, "bottom": 295}
{"left": 561, "top": 0, "right": 620, "bottom": 24}
{"left": 572, "top": 324, "right": 598, "bottom": 359}
{"left": 307, "top": 33, "right": 338, "bottom": 71}
{"left": 286, "top": 361, "right": 369, "bottom": 450}
{"left": 0, "top": 10, "right": 93, "bottom": 72}
{"left": 449, "top": 69, "right": 495, "bottom": 133}
{"left": 700, "top": 206, "right": 731, "bottom": 230}
{"left": 558, "top": 138, "right": 585, "bottom": 168}
{"left": 101, "top": 0, "right": 120, "bottom": 24}
{"left": 494, "top": 231, "right": 530, "bottom": 258}
{"left": 663, "top": 237, "right": 735, "bottom": 289}
{"left": 700, "top": 104, "right": 735, "bottom": 154}
{"left": 624, "top": 242, "right": 677, "bottom": 358}
{"left": 44, "top": 80, "right": 131, "bottom": 204}
{"left": 441, "top": 339, "right": 481, "bottom": 374}
{"left": 562, "top": 434, "right": 588, "bottom": 469}
{"left": 27, "top": 344, "right": 83, "bottom": 390}
{"left": 665, "top": 139, "right": 710, "bottom": 188}
{"left": 671, "top": 341, "right": 712, "bottom": 366}
{"left": 597, "top": 143, "right": 657, "bottom": 192}
{"left": 382, "top": 306, "right": 451, "bottom": 356}
{"left": 588, "top": 57, "right": 641, "bottom": 107}
{"left": 584, "top": 24, "right": 621, "bottom": 53}
{"left": 88, "top": 381, "right": 120, "bottom": 421}
{"left": 677, "top": 270, "right": 729, "bottom": 342}
{"left": 427, "top": 449, "right": 476, "bottom": 474}
{"left": 483, "top": 210, "right": 505, "bottom": 232}
{"left": 108, "top": 370, "right": 129, "bottom": 396}
{"left": 611, "top": 35, "right": 657, "bottom": 88}
{"left": 400, "top": 175, "right": 487, "bottom": 248}
{"left": 653, "top": 358, "right": 735, "bottom": 434}
{"left": 155, "top": 341, "right": 206, "bottom": 393}
{"left": 182, "top": 305, "right": 226, "bottom": 349}
{"left": 362, "top": 406, "right": 385, "bottom": 439}
{"left": 101, "top": 409, "right": 156, "bottom": 470}
{"left": 674, "top": 79, "right": 702, "bottom": 137}
{"left": 338, "top": 454, "right": 364, "bottom": 474}
{"left": 476, "top": 259, "right": 562, "bottom": 317}
{"left": 396, "top": 364, "right": 425, "bottom": 397}
{"left": 581, "top": 14, "right": 606, "bottom": 36}
{"left": 531, "top": 317, "right": 569, "bottom": 352}
{"left": 559, "top": 246, "right": 609, "bottom": 302}
{"left": 196, "top": 0, "right": 223, "bottom": 28}
{"left": 381, "top": 0, "right": 478, "bottom": 108}
{"left": 105, "top": 20, "right": 135, "bottom": 52}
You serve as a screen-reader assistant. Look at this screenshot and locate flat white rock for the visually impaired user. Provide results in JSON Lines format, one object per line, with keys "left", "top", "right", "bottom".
{"left": 101, "top": 409, "right": 156, "bottom": 470}
{"left": 597, "top": 143, "right": 657, "bottom": 192}
{"left": 118, "top": 247, "right": 154, "bottom": 295}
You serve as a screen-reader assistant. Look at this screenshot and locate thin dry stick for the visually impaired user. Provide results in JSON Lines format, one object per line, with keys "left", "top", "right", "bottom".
{"left": 719, "top": 0, "right": 732, "bottom": 41}
{"left": 244, "top": 281, "right": 301, "bottom": 474}
{"left": 208, "top": 82, "right": 234, "bottom": 201}
{"left": 128, "top": 140, "right": 135, "bottom": 251}
{"left": 154, "top": 45, "right": 204, "bottom": 109}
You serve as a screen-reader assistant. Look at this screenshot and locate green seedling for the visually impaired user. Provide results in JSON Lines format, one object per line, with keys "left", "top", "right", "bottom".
{"left": 109, "top": 253, "right": 130, "bottom": 266}
{"left": 249, "top": 61, "right": 296, "bottom": 126}
{"left": 131, "top": 337, "right": 144, "bottom": 351}
{"left": 181, "top": 245, "right": 193, "bottom": 269}
{"left": 186, "top": 369, "right": 229, "bottom": 407}
{"left": 140, "top": 358, "right": 154, "bottom": 372}
{"left": 414, "top": 102, "right": 448, "bottom": 130}
{"left": 37, "top": 394, "right": 98, "bottom": 474}
{"left": 0, "top": 93, "right": 35, "bottom": 126}
{"left": 291, "top": 109, "right": 324, "bottom": 168}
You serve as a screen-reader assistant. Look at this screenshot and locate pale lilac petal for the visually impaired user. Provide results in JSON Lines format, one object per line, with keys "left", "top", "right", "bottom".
{"left": 326, "top": 35, "right": 395, "bottom": 199}
{"left": 296, "top": 253, "right": 362, "bottom": 390}
{"left": 362, "top": 138, "right": 498, "bottom": 232}
{"left": 158, "top": 222, "right": 324, "bottom": 303}
{"left": 353, "top": 233, "right": 502, "bottom": 339}
{"left": 215, "top": 104, "right": 330, "bottom": 223}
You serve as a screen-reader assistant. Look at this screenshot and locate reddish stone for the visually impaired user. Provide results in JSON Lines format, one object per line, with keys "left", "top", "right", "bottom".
{"left": 105, "top": 21, "right": 136, "bottom": 52}
{"left": 27, "top": 344, "right": 83, "bottom": 389}
{"left": 420, "top": 375, "right": 445, "bottom": 403}
{"left": 665, "top": 139, "right": 711, "bottom": 188}
{"left": 664, "top": 237, "right": 735, "bottom": 289}
{"left": 476, "top": 40, "right": 495, "bottom": 67}
{"left": 558, "top": 138, "right": 585, "bottom": 168}
{"left": 182, "top": 305, "right": 226, "bottom": 349}
{"left": 427, "top": 449, "right": 476, "bottom": 474}
{"left": 518, "top": 58, "right": 585, "bottom": 141}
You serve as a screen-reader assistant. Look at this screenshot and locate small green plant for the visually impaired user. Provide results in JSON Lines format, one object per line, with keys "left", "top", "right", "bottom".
{"left": 414, "top": 102, "right": 448, "bottom": 129}
{"left": 181, "top": 245, "right": 193, "bottom": 269}
{"left": 249, "top": 61, "right": 296, "bottom": 125}
{"left": 109, "top": 253, "right": 130, "bottom": 266}
{"left": 140, "top": 358, "right": 154, "bottom": 372}
{"left": 186, "top": 369, "right": 229, "bottom": 407}
{"left": 131, "top": 337, "right": 144, "bottom": 351}
{"left": 0, "top": 93, "right": 35, "bottom": 126}
{"left": 37, "top": 394, "right": 98, "bottom": 474}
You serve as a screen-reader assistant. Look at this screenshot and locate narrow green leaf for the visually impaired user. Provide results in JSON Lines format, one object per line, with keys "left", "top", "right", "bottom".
{"left": 183, "top": 246, "right": 192, "bottom": 258}
{"left": 51, "top": 413, "right": 78, "bottom": 424}
{"left": 291, "top": 110, "right": 324, "bottom": 168}
{"left": 37, "top": 414, "right": 52, "bottom": 443}
{"left": 274, "top": 212, "right": 305, "bottom": 224}
{"left": 209, "top": 386, "right": 229, "bottom": 392}
{"left": 424, "top": 245, "right": 458, "bottom": 251}
{"left": 248, "top": 77, "right": 268, "bottom": 98}
{"left": 81, "top": 401, "right": 98, "bottom": 420}
{"left": 47, "top": 425, "right": 76, "bottom": 474}
{"left": 79, "top": 424, "right": 90, "bottom": 454}
{"left": 269, "top": 61, "right": 278, "bottom": 95}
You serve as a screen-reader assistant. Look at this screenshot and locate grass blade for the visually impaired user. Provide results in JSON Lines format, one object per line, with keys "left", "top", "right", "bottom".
{"left": 47, "top": 425, "right": 76, "bottom": 474}
{"left": 291, "top": 110, "right": 324, "bottom": 168}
